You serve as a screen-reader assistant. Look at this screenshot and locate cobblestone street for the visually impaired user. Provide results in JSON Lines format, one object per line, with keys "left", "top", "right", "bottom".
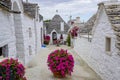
{"left": 26, "top": 45, "right": 102, "bottom": 80}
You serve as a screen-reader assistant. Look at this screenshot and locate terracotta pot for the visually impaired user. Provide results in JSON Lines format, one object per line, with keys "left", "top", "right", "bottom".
{"left": 53, "top": 72, "right": 65, "bottom": 78}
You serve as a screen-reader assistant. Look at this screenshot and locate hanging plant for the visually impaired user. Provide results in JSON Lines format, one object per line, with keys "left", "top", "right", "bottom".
{"left": 69, "top": 26, "right": 79, "bottom": 38}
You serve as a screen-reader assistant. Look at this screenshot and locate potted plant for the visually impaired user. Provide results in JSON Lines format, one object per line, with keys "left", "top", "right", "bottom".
{"left": 69, "top": 26, "right": 79, "bottom": 47}
{"left": 0, "top": 58, "right": 26, "bottom": 80}
{"left": 44, "top": 35, "right": 50, "bottom": 45}
{"left": 47, "top": 49, "right": 74, "bottom": 78}
{"left": 55, "top": 39, "right": 61, "bottom": 46}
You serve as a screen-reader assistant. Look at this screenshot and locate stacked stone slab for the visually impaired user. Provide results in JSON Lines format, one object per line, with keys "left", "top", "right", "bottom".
{"left": 104, "top": 3, "right": 120, "bottom": 55}
{"left": 84, "top": 14, "right": 96, "bottom": 34}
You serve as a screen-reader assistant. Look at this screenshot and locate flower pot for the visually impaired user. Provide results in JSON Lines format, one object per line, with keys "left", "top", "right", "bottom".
{"left": 53, "top": 72, "right": 65, "bottom": 78}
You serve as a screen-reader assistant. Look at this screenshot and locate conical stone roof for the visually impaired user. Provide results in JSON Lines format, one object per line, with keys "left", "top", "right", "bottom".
{"left": 47, "top": 14, "right": 70, "bottom": 34}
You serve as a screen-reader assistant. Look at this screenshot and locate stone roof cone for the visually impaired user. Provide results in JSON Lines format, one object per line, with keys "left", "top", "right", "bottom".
{"left": 46, "top": 14, "right": 70, "bottom": 34}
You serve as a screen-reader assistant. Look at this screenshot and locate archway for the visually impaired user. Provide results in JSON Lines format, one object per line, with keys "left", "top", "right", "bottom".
{"left": 13, "top": 2, "right": 25, "bottom": 63}
{"left": 52, "top": 32, "right": 57, "bottom": 44}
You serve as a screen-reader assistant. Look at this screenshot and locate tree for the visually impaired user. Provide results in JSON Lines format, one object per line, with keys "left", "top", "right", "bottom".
{"left": 66, "top": 34, "right": 71, "bottom": 46}
{"left": 44, "top": 19, "right": 51, "bottom": 22}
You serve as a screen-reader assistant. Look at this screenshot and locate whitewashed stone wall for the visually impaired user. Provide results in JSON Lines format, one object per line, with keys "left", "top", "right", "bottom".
{"left": 74, "top": 5, "right": 120, "bottom": 80}
{"left": 0, "top": 0, "right": 43, "bottom": 65}
{"left": 22, "top": 14, "right": 35, "bottom": 64}
{"left": 0, "top": 8, "right": 16, "bottom": 58}
{"left": 39, "top": 20, "right": 44, "bottom": 46}
{"left": 90, "top": 7, "right": 120, "bottom": 80}
{"left": 35, "top": 21, "right": 42, "bottom": 54}
{"left": 21, "top": 14, "right": 43, "bottom": 65}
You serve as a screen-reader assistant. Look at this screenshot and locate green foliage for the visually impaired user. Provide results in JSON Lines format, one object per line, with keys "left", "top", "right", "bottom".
{"left": 66, "top": 34, "right": 71, "bottom": 46}
{"left": 44, "top": 19, "right": 51, "bottom": 22}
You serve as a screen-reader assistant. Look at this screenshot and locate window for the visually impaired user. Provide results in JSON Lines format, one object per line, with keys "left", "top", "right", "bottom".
{"left": 106, "top": 37, "right": 111, "bottom": 52}
{"left": 29, "top": 28, "right": 32, "bottom": 37}
{"left": 29, "top": 46, "right": 32, "bottom": 55}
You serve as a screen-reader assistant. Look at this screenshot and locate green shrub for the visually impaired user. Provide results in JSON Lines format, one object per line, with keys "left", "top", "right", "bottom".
{"left": 66, "top": 34, "right": 71, "bottom": 46}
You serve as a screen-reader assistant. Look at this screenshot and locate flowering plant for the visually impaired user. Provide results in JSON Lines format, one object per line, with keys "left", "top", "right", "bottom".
{"left": 54, "top": 39, "right": 61, "bottom": 46}
{"left": 44, "top": 35, "right": 50, "bottom": 45}
{"left": 60, "top": 34, "right": 63, "bottom": 40}
{"left": 0, "top": 58, "right": 26, "bottom": 80}
{"left": 69, "top": 26, "right": 79, "bottom": 38}
{"left": 47, "top": 49, "right": 74, "bottom": 78}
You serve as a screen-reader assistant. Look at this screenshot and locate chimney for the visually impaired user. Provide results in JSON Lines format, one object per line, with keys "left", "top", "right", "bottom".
{"left": 76, "top": 17, "right": 80, "bottom": 23}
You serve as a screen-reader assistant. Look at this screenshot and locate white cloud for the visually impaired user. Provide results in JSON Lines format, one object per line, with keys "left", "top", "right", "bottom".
{"left": 39, "top": 0, "right": 98, "bottom": 22}
{"left": 28, "top": 0, "right": 120, "bottom": 22}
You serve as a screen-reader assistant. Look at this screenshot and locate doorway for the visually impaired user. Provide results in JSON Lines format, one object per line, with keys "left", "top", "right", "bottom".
{"left": 52, "top": 32, "right": 57, "bottom": 44}
{"left": 0, "top": 47, "right": 2, "bottom": 56}
{"left": 0, "top": 45, "right": 8, "bottom": 58}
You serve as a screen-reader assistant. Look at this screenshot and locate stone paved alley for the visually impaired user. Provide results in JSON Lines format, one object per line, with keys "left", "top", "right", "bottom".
{"left": 25, "top": 45, "right": 102, "bottom": 80}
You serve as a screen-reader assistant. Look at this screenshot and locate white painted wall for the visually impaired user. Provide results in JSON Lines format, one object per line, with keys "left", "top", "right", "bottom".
{"left": 90, "top": 6, "right": 120, "bottom": 80}
{"left": 35, "top": 20, "right": 42, "bottom": 53}
{"left": 0, "top": 8, "right": 16, "bottom": 58}
{"left": 0, "top": 0, "right": 43, "bottom": 66}
{"left": 21, "top": 13, "right": 43, "bottom": 65}
{"left": 22, "top": 14, "right": 36, "bottom": 65}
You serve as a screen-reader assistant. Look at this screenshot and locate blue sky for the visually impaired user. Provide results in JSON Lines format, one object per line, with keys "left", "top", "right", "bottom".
{"left": 25, "top": 0, "right": 118, "bottom": 22}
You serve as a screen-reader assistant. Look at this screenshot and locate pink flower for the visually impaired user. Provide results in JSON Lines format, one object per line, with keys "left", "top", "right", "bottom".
{"left": 0, "top": 76, "right": 2, "bottom": 79}
{"left": 47, "top": 49, "right": 74, "bottom": 77}
{"left": 0, "top": 58, "right": 26, "bottom": 80}
{"left": 44, "top": 35, "right": 50, "bottom": 45}
{"left": 69, "top": 26, "right": 79, "bottom": 38}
